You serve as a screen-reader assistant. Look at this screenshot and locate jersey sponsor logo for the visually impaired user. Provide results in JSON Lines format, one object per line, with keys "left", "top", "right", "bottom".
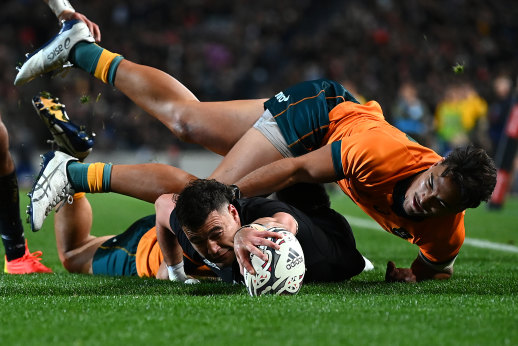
{"left": 391, "top": 227, "right": 413, "bottom": 239}
{"left": 275, "top": 91, "right": 290, "bottom": 103}
{"left": 286, "top": 247, "right": 303, "bottom": 269}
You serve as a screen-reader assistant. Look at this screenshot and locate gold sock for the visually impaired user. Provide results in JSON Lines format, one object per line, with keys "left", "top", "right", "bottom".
{"left": 73, "top": 192, "right": 86, "bottom": 200}
{"left": 87, "top": 163, "right": 107, "bottom": 193}
{"left": 93, "top": 49, "right": 121, "bottom": 84}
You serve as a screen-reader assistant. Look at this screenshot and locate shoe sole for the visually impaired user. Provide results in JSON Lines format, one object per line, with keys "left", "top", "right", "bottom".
{"left": 32, "top": 94, "right": 93, "bottom": 160}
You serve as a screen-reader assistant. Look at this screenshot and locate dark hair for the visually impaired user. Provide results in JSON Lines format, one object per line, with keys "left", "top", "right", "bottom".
{"left": 176, "top": 179, "right": 235, "bottom": 233}
{"left": 441, "top": 145, "right": 497, "bottom": 210}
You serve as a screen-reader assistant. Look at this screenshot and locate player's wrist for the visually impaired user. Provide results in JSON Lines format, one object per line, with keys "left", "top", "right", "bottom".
{"left": 48, "top": 0, "right": 75, "bottom": 19}
{"left": 235, "top": 223, "right": 265, "bottom": 236}
{"left": 167, "top": 262, "right": 187, "bottom": 281}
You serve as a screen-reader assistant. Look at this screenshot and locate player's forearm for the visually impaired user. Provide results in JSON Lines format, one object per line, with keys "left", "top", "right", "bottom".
{"left": 156, "top": 225, "right": 184, "bottom": 267}
{"left": 236, "top": 158, "right": 302, "bottom": 197}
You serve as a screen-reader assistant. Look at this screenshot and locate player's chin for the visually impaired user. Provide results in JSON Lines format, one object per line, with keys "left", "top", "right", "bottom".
{"left": 212, "top": 250, "right": 235, "bottom": 267}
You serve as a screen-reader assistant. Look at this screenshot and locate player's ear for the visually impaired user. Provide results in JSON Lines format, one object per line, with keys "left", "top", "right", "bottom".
{"left": 228, "top": 204, "right": 240, "bottom": 222}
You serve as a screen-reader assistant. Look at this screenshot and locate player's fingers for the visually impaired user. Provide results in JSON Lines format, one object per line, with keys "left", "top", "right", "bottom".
{"left": 386, "top": 261, "right": 396, "bottom": 272}
{"left": 255, "top": 237, "right": 280, "bottom": 250}
{"left": 263, "top": 230, "right": 283, "bottom": 240}
{"left": 385, "top": 261, "right": 396, "bottom": 282}
{"left": 91, "top": 23, "right": 101, "bottom": 42}
{"left": 247, "top": 243, "right": 268, "bottom": 262}
{"left": 241, "top": 257, "right": 256, "bottom": 275}
{"left": 235, "top": 247, "right": 256, "bottom": 275}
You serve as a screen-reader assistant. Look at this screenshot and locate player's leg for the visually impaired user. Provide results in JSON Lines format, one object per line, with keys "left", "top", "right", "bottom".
{"left": 15, "top": 20, "right": 265, "bottom": 155}
{"left": 54, "top": 194, "right": 113, "bottom": 274}
{"left": 66, "top": 160, "right": 196, "bottom": 203}
{"left": 208, "top": 108, "right": 290, "bottom": 184}
{"left": 0, "top": 114, "right": 52, "bottom": 273}
{"left": 29, "top": 150, "right": 198, "bottom": 231}
{"left": 209, "top": 127, "right": 284, "bottom": 184}
{"left": 114, "top": 59, "right": 266, "bottom": 155}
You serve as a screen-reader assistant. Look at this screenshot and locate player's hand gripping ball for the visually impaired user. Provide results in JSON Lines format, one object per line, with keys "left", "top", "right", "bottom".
{"left": 243, "top": 227, "right": 305, "bottom": 296}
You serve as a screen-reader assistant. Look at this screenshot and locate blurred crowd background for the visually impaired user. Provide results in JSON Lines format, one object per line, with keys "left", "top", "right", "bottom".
{"left": 1, "top": 0, "right": 518, "bottom": 189}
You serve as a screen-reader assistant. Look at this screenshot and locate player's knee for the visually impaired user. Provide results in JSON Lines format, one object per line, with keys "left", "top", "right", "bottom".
{"left": 60, "top": 253, "right": 86, "bottom": 274}
{"left": 60, "top": 255, "right": 79, "bottom": 273}
{"left": 171, "top": 119, "right": 199, "bottom": 144}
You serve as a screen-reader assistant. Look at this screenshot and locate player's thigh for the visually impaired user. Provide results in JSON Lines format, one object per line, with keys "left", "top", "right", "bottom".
{"left": 184, "top": 100, "right": 266, "bottom": 155}
{"left": 209, "top": 128, "right": 283, "bottom": 184}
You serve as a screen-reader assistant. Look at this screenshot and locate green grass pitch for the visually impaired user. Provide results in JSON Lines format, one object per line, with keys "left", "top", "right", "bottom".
{"left": 1, "top": 190, "right": 517, "bottom": 345}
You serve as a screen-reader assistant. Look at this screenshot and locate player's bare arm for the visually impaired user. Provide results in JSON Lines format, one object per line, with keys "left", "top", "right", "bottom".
{"left": 236, "top": 144, "right": 338, "bottom": 198}
{"left": 155, "top": 193, "right": 195, "bottom": 282}
{"left": 43, "top": 0, "right": 101, "bottom": 41}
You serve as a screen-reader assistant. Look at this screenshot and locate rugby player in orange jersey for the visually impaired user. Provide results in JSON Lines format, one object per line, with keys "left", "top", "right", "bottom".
{"left": 16, "top": 20, "right": 496, "bottom": 282}
{"left": 52, "top": 193, "right": 210, "bottom": 282}
{"left": 233, "top": 100, "right": 497, "bottom": 282}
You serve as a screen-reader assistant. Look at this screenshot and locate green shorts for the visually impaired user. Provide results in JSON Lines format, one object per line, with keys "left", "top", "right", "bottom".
{"left": 263, "top": 79, "right": 358, "bottom": 156}
{"left": 92, "top": 215, "right": 155, "bottom": 276}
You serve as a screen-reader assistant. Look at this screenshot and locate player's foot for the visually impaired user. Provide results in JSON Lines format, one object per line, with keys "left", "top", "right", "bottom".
{"left": 14, "top": 20, "right": 94, "bottom": 86}
{"left": 28, "top": 151, "right": 77, "bottom": 232}
{"left": 33, "top": 91, "right": 94, "bottom": 160}
{"left": 4, "top": 241, "right": 53, "bottom": 274}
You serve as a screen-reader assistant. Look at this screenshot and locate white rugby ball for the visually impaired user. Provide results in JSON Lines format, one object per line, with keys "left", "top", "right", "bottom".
{"left": 243, "top": 227, "right": 305, "bottom": 296}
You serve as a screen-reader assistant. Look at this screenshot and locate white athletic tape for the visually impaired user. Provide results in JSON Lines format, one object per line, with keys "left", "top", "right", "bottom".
{"left": 48, "top": 0, "right": 75, "bottom": 18}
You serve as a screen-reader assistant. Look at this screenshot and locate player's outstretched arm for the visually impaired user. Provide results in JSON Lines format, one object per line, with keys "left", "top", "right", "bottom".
{"left": 385, "top": 255, "right": 453, "bottom": 283}
{"left": 236, "top": 144, "right": 338, "bottom": 198}
{"left": 155, "top": 193, "right": 198, "bottom": 283}
{"left": 43, "top": 0, "right": 101, "bottom": 41}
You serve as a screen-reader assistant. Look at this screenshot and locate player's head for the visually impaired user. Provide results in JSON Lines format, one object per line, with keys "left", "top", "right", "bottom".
{"left": 440, "top": 145, "right": 497, "bottom": 209}
{"left": 176, "top": 179, "right": 240, "bottom": 267}
{"left": 403, "top": 145, "right": 496, "bottom": 217}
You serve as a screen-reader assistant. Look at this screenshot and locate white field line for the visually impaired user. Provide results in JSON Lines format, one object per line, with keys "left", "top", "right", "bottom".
{"left": 344, "top": 214, "right": 518, "bottom": 254}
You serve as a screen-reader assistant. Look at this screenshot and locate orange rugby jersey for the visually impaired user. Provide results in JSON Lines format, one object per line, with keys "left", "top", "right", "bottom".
{"left": 325, "top": 101, "right": 465, "bottom": 263}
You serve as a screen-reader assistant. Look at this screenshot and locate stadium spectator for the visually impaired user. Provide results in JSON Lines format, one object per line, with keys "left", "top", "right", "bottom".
{"left": 434, "top": 84, "right": 467, "bottom": 155}
{"left": 488, "top": 74, "right": 514, "bottom": 157}
{"left": 434, "top": 83, "right": 490, "bottom": 155}
{"left": 391, "top": 82, "right": 433, "bottom": 147}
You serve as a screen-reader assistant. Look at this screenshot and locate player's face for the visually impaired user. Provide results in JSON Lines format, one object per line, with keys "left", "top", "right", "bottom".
{"left": 184, "top": 204, "right": 240, "bottom": 268}
{"left": 403, "top": 162, "right": 463, "bottom": 218}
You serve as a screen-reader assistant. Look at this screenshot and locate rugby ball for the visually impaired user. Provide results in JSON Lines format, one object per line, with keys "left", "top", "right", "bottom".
{"left": 243, "top": 227, "right": 305, "bottom": 296}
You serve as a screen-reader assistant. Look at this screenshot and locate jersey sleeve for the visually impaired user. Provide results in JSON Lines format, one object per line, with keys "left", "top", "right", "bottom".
{"left": 415, "top": 213, "right": 465, "bottom": 264}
